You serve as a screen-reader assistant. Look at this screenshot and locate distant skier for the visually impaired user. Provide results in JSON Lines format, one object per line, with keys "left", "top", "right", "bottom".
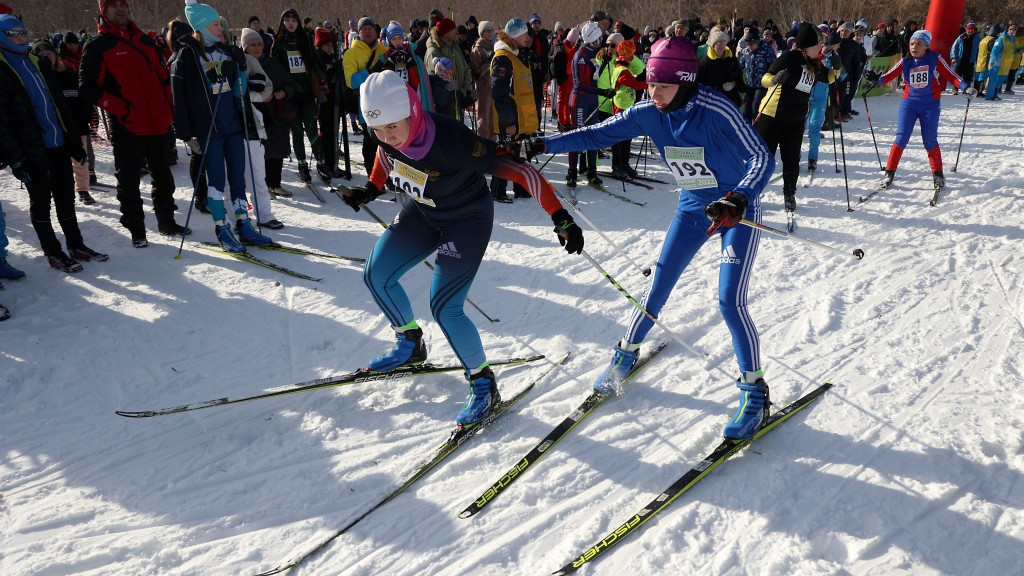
{"left": 865, "top": 29, "right": 975, "bottom": 192}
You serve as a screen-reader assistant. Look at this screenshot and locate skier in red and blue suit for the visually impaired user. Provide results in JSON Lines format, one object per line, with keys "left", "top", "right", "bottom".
{"left": 866, "top": 29, "right": 974, "bottom": 190}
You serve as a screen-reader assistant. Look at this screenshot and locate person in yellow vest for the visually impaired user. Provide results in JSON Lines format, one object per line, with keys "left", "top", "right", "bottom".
{"left": 1005, "top": 24, "right": 1023, "bottom": 94}
{"left": 973, "top": 26, "right": 999, "bottom": 94}
{"left": 997, "top": 24, "right": 1019, "bottom": 94}
{"left": 489, "top": 18, "right": 538, "bottom": 203}
{"left": 608, "top": 40, "right": 648, "bottom": 180}
{"left": 343, "top": 16, "right": 388, "bottom": 169}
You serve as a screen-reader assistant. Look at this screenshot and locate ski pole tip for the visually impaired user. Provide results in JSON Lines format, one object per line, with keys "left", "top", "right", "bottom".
{"left": 853, "top": 248, "right": 865, "bottom": 260}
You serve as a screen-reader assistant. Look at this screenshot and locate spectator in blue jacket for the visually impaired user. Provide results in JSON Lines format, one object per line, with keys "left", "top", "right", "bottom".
{"left": 950, "top": 23, "right": 981, "bottom": 94}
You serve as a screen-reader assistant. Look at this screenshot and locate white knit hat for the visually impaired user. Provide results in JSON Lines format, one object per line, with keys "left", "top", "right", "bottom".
{"left": 360, "top": 70, "right": 411, "bottom": 126}
{"left": 240, "top": 27, "right": 262, "bottom": 49}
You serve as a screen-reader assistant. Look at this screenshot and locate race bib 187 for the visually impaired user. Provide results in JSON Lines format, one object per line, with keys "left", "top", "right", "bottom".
{"left": 287, "top": 50, "right": 306, "bottom": 74}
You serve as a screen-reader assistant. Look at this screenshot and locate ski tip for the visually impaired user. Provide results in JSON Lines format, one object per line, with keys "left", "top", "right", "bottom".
{"left": 457, "top": 509, "right": 476, "bottom": 520}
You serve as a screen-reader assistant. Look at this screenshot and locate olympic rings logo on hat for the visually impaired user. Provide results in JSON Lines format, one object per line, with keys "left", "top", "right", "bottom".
{"left": 366, "top": 109, "right": 382, "bottom": 119}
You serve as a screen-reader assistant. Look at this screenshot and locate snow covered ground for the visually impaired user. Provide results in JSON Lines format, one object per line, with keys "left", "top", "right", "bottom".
{"left": 1, "top": 90, "right": 1022, "bottom": 576}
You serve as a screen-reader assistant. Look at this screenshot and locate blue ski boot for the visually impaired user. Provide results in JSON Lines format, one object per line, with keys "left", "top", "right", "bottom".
{"left": 367, "top": 327, "right": 427, "bottom": 371}
{"left": 723, "top": 377, "right": 771, "bottom": 440}
{"left": 593, "top": 341, "right": 640, "bottom": 394}
{"left": 456, "top": 367, "right": 500, "bottom": 426}
{"left": 0, "top": 257, "right": 26, "bottom": 279}
{"left": 215, "top": 224, "right": 246, "bottom": 253}
{"left": 235, "top": 218, "right": 273, "bottom": 246}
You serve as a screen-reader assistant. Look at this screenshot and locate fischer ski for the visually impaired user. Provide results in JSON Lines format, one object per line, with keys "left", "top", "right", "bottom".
{"left": 196, "top": 242, "right": 322, "bottom": 282}
{"left": 115, "top": 355, "right": 546, "bottom": 418}
{"left": 303, "top": 181, "right": 327, "bottom": 203}
{"left": 595, "top": 171, "right": 656, "bottom": 190}
{"left": 588, "top": 182, "right": 647, "bottom": 206}
{"left": 548, "top": 382, "right": 833, "bottom": 575}
{"left": 459, "top": 344, "right": 667, "bottom": 519}
{"left": 254, "top": 353, "right": 569, "bottom": 576}
{"left": 801, "top": 170, "right": 815, "bottom": 188}
{"left": 252, "top": 242, "right": 365, "bottom": 264}
{"left": 860, "top": 174, "right": 894, "bottom": 203}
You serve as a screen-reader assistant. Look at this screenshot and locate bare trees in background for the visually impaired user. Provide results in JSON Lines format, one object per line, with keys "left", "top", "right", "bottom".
{"left": 9, "top": 1, "right": 1021, "bottom": 38}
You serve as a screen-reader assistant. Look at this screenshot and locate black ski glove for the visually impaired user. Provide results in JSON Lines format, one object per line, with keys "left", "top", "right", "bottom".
{"left": 524, "top": 138, "right": 545, "bottom": 161}
{"left": 772, "top": 69, "right": 792, "bottom": 86}
{"left": 704, "top": 192, "right": 749, "bottom": 236}
{"left": 343, "top": 183, "right": 381, "bottom": 212}
{"left": 551, "top": 209, "right": 584, "bottom": 254}
{"left": 10, "top": 159, "right": 31, "bottom": 184}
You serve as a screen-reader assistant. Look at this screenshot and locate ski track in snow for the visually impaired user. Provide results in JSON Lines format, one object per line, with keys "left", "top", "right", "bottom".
{"left": 1, "top": 92, "right": 1023, "bottom": 576}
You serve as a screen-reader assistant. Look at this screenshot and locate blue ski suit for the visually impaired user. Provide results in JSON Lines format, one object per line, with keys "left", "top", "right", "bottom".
{"left": 542, "top": 87, "right": 774, "bottom": 376}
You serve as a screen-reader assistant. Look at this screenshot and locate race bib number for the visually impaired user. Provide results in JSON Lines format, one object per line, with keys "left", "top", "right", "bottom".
{"left": 908, "top": 65, "right": 929, "bottom": 88}
{"left": 665, "top": 147, "right": 718, "bottom": 190}
{"left": 391, "top": 159, "right": 434, "bottom": 207}
{"left": 202, "top": 61, "right": 229, "bottom": 94}
{"left": 287, "top": 50, "right": 306, "bottom": 74}
{"left": 795, "top": 68, "right": 814, "bottom": 93}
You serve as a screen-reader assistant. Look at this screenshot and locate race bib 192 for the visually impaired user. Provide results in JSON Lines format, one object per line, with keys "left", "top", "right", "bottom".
{"left": 665, "top": 147, "right": 718, "bottom": 191}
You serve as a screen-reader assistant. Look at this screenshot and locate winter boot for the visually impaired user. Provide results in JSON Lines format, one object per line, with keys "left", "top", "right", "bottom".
{"left": 269, "top": 186, "right": 294, "bottom": 198}
{"left": 932, "top": 170, "right": 945, "bottom": 189}
{"left": 47, "top": 250, "right": 84, "bottom": 273}
{"left": 723, "top": 377, "right": 771, "bottom": 440}
{"left": 593, "top": 342, "right": 641, "bottom": 394}
{"left": 158, "top": 222, "right": 192, "bottom": 236}
{"left": 565, "top": 169, "right": 577, "bottom": 188}
{"left": 367, "top": 327, "right": 427, "bottom": 372}
{"left": 78, "top": 190, "right": 96, "bottom": 205}
{"left": 807, "top": 159, "right": 817, "bottom": 172}
{"left": 68, "top": 245, "right": 109, "bottom": 262}
{"left": 624, "top": 164, "right": 641, "bottom": 180}
{"left": 0, "top": 302, "right": 9, "bottom": 321}
{"left": 0, "top": 257, "right": 26, "bottom": 279}
{"left": 316, "top": 163, "right": 332, "bottom": 185}
{"left": 456, "top": 367, "right": 501, "bottom": 426}
{"left": 611, "top": 165, "right": 634, "bottom": 181}
{"left": 586, "top": 171, "right": 603, "bottom": 186}
{"left": 259, "top": 219, "right": 285, "bottom": 230}
{"left": 131, "top": 232, "right": 149, "bottom": 248}
{"left": 297, "top": 162, "right": 312, "bottom": 183}
{"left": 215, "top": 224, "right": 246, "bottom": 253}
{"left": 880, "top": 169, "right": 895, "bottom": 188}
{"left": 783, "top": 190, "right": 796, "bottom": 213}
{"left": 235, "top": 218, "right": 273, "bottom": 246}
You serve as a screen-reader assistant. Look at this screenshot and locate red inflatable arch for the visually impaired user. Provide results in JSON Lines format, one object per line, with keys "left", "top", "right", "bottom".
{"left": 925, "top": 0, "right": 967, "bottom": 60}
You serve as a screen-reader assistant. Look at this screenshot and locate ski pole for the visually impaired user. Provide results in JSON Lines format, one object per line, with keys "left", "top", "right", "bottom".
{"left": 553, "top": 190, "right": 652, "bottom": 277}
{"left": 952, "top": 96, "right": 972, "bottom": 173}
{"left": 861, "top": 85, "right": 883, "bottom": 171}
{"left": 834, "top": 83, "right": 852, "bottom": 212}
{"left": 829, "top": 86, "right": 840, "bottom": 173}
{"left": 239, "top": 73, "right": 264, "bottom": 234}
{"left": 175, "top": 87, "right": 225, "bottom": 260}
{"left": 576, "top": 247, "right": 704, "bottom": 358}
{"left": 346, "top": 195, "right": 501, "bottom": 323}
{"left": 751, "top": 83, "right": 780, "bottom": 126}
{"left": 740, "top": 219, "right": 865, "bottom": 260}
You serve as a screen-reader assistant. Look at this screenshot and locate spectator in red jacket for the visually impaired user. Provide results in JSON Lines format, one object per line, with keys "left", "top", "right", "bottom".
{"left": 79, "top": 0, "right": 188, "bottom": 247}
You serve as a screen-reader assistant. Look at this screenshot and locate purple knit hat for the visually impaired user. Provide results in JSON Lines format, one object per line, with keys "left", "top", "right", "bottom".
{"left": 646, "top": 36, "right": 698, "bottom": 85}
